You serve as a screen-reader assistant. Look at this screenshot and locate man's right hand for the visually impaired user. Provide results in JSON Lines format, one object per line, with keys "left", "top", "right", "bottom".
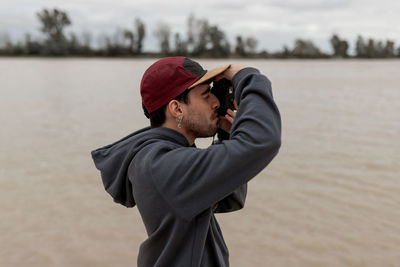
{"left": 215, "top": 64, "right": 246, "bottom": 82}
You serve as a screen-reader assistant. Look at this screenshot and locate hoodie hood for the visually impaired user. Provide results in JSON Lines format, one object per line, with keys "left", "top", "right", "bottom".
{"left": 91, "top": 126, "right": 189, "bottom": 208}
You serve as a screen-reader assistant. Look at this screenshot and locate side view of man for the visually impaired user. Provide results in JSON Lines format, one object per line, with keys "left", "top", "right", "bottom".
{"left": 91, "top": 57, "right": 281, "bottom": 266}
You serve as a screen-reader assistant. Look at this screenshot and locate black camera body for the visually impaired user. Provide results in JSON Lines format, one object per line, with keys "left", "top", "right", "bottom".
{"left": 211, "top": 78, "right": 235, "bottom": 140}
{"left": 211, "top": 78, "right": 235, "bottom": 116}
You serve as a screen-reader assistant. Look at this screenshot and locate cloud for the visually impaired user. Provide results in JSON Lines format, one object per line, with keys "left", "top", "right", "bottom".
{"left": 269, "top": 0, "right": 351, "bottom": 11}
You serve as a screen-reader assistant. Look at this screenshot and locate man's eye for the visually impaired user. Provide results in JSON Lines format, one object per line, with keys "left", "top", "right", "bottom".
{"left": 202, "top": 88, "right": 211, "bottom": 97}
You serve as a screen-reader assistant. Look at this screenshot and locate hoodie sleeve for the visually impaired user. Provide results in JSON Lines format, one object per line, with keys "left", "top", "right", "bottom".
{"left": 141, "top": 68, "right": 281, "bottom": 221}
{"left": 212, "top": 184, "right": 247, "bottom": 213}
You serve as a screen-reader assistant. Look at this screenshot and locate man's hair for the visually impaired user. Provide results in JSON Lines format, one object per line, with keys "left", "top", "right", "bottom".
{"left": 143, "top": 89, "right": 191, "bottom": 128}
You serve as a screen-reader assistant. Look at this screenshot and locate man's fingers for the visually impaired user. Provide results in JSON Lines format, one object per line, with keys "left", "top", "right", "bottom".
{"left": 224, "top": 114, "right": 234, "bottom": 124}
{"left": 226, "top": 109, "right": 236, "bottom": 118}
{"left": 218, "top": 109, "right": 236, "bottom": 133}
{"left": 213, "top": 74, "right": 225, "bottom": 82}
{"left": 214, "top": 64, "right": 246, "bottom": 82}
{"left": 224, "top": 109, "right": 235, "bottom": 124}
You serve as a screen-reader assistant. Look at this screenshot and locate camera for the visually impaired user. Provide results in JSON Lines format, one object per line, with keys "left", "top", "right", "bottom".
{"left": 211, "top": 78, "right": 235, "bottom": 116}
{"left": 211, "top": 78, "right": 235, "bottom": 140}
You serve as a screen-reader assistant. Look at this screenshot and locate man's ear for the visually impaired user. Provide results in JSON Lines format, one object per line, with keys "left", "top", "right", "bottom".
{"left": 167, "top": 100, "right": 183, "bottom": 118}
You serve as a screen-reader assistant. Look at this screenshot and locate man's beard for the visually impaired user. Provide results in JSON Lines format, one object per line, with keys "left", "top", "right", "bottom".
{"left": 182, "top": 112, "right": 219, "bottom": 138}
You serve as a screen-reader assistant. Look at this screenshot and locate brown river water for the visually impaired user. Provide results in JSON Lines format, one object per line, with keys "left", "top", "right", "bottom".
{"left": 0, "top": 58, "right": 399, "bottom": 266}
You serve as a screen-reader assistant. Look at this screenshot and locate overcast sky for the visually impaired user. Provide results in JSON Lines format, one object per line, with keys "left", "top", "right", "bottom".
{"left": 1, "top": 0, "right": 399, "bottom": 53}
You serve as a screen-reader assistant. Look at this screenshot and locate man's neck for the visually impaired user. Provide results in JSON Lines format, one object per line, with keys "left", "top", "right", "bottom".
{"left": 161, "top": 122, "right": 195, "bottom": 146}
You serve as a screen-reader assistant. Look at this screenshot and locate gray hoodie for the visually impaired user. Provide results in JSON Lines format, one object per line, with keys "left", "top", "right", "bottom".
{"left": 91, "top": 67, "right": 281, "bottom": 267}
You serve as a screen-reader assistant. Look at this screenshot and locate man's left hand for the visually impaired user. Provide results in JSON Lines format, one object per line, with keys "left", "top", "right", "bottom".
{"left": 218, "top": 101, "right": 238, "bottom": 133}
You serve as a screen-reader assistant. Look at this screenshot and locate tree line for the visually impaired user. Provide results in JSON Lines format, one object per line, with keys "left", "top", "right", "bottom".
{"left": 1, "top": 8, "right": 399, "bottom": 59}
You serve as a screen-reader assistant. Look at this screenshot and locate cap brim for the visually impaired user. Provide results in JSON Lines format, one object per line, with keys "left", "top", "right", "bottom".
{"left": 188, "top": 64, "right": 231, "bottom": 89}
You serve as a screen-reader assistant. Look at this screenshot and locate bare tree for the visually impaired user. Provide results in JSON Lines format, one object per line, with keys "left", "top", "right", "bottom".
{"left": 187, "top": 15, "right": 232, "bottom": 57}
{"left": 174, "top": 33, "right": 187, "bottom": 55}
{"left": 81, "top": 31, "right": 92, "bottom": 48}
{"left": 123, "top": 29, "right": 135, "bottom": 53}
{"left": 245, "top": 37, "right": 258, "bottom": 55}
{"left": 0, "top": 32, "right": 11, "bottom": 49}
{"left": 154, "top": 22, "right": 171, "bottom": 55}
{"left": 355, "top": 35, "right": 366, "bottom": 57}
{"left": 135, "top": 18, "right": 146, "bottom": 54}
{"left": 235, "top": 36, "right": 246, "bottom": 57}
{"left": 186, "top": 14, "right": 196, "bottom": 52}
{"left": 193, "top": 19, "right": 209, "bottom": 55}
{"left": 80, "top": 31, "right": 93, "bottom": 55}
{"left": 186, "top": 14, "right": 210, "bottom": 55}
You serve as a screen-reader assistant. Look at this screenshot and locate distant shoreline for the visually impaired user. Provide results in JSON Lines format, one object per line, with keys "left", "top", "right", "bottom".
{"left": 2, "top": 9, "right": 399, "bottom": 60}
{"left": 1, "top": 55, "right": 399, "bottom": 60}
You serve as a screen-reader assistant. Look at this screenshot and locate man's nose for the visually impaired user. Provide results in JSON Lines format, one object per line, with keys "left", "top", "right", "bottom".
{"left": 211, "top": 93, "right": 220, "bottom": 110}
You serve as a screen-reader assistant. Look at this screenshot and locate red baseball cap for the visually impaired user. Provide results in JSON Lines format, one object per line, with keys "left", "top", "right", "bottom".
{"left": 141, "top": 57, "right": 230, "bottom": 114}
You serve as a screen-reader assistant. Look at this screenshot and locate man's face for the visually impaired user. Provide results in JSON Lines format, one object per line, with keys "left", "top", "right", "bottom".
{"left": 181, "top": 83, "right": 220, "bottom": 138}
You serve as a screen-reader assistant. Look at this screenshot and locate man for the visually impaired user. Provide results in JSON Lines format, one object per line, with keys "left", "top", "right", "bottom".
{"left": 91, "top": 57, "right": 281, "bottom": 266}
